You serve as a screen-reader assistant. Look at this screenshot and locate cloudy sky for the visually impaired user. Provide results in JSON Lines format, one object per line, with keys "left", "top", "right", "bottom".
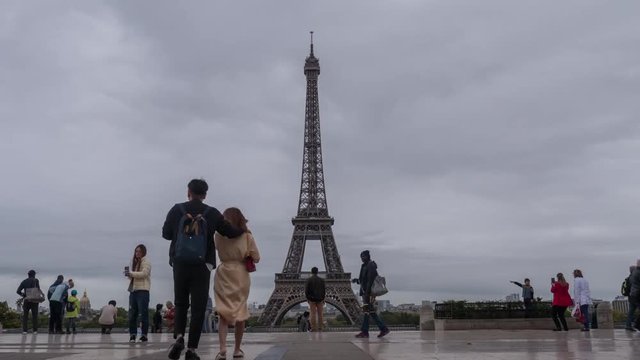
{"left": 1, "top": 1, "right": 640, "bottom": 311}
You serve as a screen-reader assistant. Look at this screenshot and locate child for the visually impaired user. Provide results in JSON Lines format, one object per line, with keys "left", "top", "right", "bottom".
{"left": 163, "top": 301, "right": 175, "bottom": 333}
{"left": 98, "top": 300, "right": 117, "bottom": 334}
{"left": 298, "top": 311, "right": 310, "bottom": 332}
{"left": 152, "top": 303, "right": 163, "bottom": 333}
{"left": 64, "top": 289, "right": 80, "bottom": 334}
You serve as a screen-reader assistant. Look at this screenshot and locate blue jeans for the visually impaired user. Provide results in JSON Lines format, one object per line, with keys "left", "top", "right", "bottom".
{"left": 627, "top": 298, "right": 639, "bottom": 328}
{"left": 580, "top": 304, "right": 590, "bottom": 330}
{"left": 129, "top": 290, "right": 149, "bottom": 336}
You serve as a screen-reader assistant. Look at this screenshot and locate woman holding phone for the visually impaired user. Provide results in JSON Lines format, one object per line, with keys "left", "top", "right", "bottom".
{"left": 550, "top": 273, "right": 572, "bottom": 331}
{"left": 125, "top": 244, "right": 151, "bottom": 343}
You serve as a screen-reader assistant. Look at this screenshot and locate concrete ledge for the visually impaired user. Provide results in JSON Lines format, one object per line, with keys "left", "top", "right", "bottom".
{"left": 435, "top": 318, "right": 583, "bottom": 331}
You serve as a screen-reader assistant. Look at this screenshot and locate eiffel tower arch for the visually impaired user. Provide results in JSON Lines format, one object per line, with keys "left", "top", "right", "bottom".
{"left": 258, "top": 33, "right": 362, "bottom": 326}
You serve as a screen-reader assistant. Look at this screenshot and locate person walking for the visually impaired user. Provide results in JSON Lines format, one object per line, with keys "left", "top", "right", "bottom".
{"left": 125, "top": 244, "right": 151, "bottom": 343}
{"left": 573, "top": 269, "right": 592, "bottom": 331}
{"left": 510, "top": 279, "right": 535, "bottom": 318}
{"left": 305, "top": 266, "right": 326, "bottom": 332}
{"left": 627, "top": 260, "right": 640, "bottom": 331}
{"left": 163, "top": 179, "right": 245, "bottom": 360}
{"left": 16, "top": 270, "right": 41, "bottom": 334}
{"left": 47, "top": 275, "right": 69, "bottom": 334}
{"left": 352, "top": 250, "right": 389, "bottom": 338}
{"left": 550, "top": 273, "right": 572, "bottom": 331}
{"left": 213, "top": 207, "right": 260, "bottom": 360}
{"left": 99, "top": 300, "right": 117, "bottom": 334}
{"left": 64, "top": 289, "right": 80, "bottom": 334}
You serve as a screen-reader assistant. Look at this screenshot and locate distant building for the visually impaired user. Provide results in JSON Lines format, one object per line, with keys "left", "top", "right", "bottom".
{"left": 79, "top": 290, "right": 91, "bottom": 317}
{"left": 506, "top": 293, "right": 520, "bottom": 302}
{"left": 377, "top": 300, "right": 391, "bottom": 311}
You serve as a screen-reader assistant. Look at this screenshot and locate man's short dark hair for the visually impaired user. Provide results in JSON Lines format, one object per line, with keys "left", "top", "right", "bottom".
{"left": 108, "top": 300, "right": 116, "bottom": 306}
{"left": 311, "top": 267, "right": 318, "bottom": 274}
{"left": 28, "top": 270, "right": 36, "bottom": 277}
{"left": 188, "top": 179, "right": 208, "bottom": 196}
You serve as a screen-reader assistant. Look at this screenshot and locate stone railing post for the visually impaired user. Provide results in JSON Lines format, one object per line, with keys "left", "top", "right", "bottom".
{"left": 596, "top": 301, "right": 613, "bottom": 329}
{"left": 420, "top": 303, "right": 434, "bottom": 330}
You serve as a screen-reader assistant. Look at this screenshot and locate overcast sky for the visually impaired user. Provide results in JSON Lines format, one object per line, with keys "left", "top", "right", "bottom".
{"left": 2, "top": 1, "right": 640, "bottom": 312}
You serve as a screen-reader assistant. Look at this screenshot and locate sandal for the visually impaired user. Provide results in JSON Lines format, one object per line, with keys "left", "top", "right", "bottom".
{"left": 215, "top": 352, "right": 227, "bottom": 360}
{"left": 233, "top": 349, "right": 245, "bottom": 358}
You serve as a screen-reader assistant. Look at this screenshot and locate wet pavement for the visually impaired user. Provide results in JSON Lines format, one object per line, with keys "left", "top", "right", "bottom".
{"left": 0, "top": 329, "right": 639, "bottom": 359}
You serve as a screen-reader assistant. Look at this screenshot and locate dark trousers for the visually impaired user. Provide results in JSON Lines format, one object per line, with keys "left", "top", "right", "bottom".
{"left": 360, "top": 296, "right": 388, "bottom": 334}
{"left": 580, "top": 304, "right": 590, "bottom": 330}
{"left": 101, "top": 325, "right": 113, "bottom": 334}
{"left": 128, "top": 290, "right": 150, "bottom": 336}
{"left": 66, "top": 317, "right": 77, "bottom": 333}
{"left": 48, "top": 301, "right": 63, "bottom": 333}
{"left": 173, "top": 263, "right": 210, "bottom": 349}
{"left": 22, "top": 301, "right": 39, "bottom": 332}
{"left": 551, "top": 305, "right": 568, "bottom": 330}
{"left": 627, "top": 298, "right": 640, "bottom": 329}
{"left": 523, "top": 298, "right": 533, "bottom": 318}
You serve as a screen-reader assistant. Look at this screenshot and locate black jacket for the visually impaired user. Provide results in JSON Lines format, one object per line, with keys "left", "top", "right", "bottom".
{"left": 358, "top": 260, "right": 378, "bottom": 300}
{"left": 17, "top": 277, "right": 39, "bottom": 298}
{"left": 162, "top": 200, "right": 244, "bottom": 267}
{"left": 305, "top": 275, "right": 326, "bottom": 302}
{"left": 630, "top": 268, "right": 640, "bottom": 301}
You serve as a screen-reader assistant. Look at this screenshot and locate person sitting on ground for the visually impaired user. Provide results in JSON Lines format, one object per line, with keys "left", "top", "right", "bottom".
{"left": 164, "top": 301, "right": 176, "bottom": 333}
{"left": 298, "top": 311, "right": 310, "bottom": 332}
{"left": 153, "top": 303, "right": 163, "bottom": 333}
{"left": 99, "top": 300, "right": 117, "bottom": 334}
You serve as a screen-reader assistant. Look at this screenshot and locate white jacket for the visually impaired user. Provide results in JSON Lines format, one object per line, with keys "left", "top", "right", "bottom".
{"left": 573, "top": 277, "right": 591, "bottom": 305}
{"left": 129, "top": 257, "right": 151, "bottom": 291}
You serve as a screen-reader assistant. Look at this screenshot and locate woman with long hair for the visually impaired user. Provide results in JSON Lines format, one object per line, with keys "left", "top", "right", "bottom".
{"left": 126, "top": 244, "right": 151, "bottom": 342}
{"left": 213, "top": 207, "right": 260, "bottom": 360}
{"left": 573, "top": 269, "right": 592, "bottom": 331}
{"left": 550, "top": 273, "right": 572, "bottom": 331}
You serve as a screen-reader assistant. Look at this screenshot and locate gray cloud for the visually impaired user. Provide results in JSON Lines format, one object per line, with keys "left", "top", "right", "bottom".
{"left": 2, "top": 0, "right": 640, "bottom": 309}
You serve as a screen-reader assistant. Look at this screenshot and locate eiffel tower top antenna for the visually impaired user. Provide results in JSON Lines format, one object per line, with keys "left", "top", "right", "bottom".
{"left": 310, "top": 31, "right": 314, "bottom": 56}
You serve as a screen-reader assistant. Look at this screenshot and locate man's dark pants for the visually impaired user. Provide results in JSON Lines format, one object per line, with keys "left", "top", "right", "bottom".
{"left": 22, "top": 301, "right": 39, "bottom": 332}
{"left": 173, "top": 263, "right": 210, "bottom": 349}
{"left": 48, "top": 301, "right": 63, "bottom": 333}
{"left": 523, "top": 298, "right": 533, "bottom": 318}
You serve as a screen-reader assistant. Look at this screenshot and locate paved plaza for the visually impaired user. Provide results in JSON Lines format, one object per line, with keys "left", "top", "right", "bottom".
{"left": 1, "top": 330, "right": 639, "bottom": 359}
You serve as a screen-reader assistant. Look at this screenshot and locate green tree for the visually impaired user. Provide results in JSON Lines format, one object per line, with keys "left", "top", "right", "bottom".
{"left": 0, "top": 301, "right": 21, "bottom": 328}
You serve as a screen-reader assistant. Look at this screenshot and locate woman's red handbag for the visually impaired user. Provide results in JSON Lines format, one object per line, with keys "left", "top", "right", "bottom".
{"left": 245, "top": 257, "right": 256, "bottom": 272}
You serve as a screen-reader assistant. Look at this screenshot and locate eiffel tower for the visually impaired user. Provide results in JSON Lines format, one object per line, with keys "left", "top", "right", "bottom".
{"left": 258, "top": 33, "right": 362, "bottom": 326}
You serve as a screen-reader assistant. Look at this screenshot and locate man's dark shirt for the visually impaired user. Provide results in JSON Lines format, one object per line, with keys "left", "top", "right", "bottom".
{"left": 305, "top": 275, "right": 326, "bottom": 302}
{"left": 17, "top": 277, "right": 39, "bottom": 298}
{"left": 358, "top": 260, "right": 378, "bottom": 301}
{"left": 162, "top": 200, "right": 244, "bottom": 268}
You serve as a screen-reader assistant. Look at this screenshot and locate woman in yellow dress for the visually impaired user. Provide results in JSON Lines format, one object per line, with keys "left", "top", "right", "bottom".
{"left": 214, "top": 207, "right": 260, "bottom": 360}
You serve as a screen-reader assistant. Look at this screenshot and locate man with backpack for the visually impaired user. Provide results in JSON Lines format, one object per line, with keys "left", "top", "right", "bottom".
{"left": 626, "top": 261, "right": 640, "bottom": 331}
{"left": 162, "top": 179, "right": 245, "bottom": 360}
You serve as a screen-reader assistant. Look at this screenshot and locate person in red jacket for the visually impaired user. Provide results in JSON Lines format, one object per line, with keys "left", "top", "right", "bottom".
{"left": 550, "top": 273, "right": 573, "bottom": 331}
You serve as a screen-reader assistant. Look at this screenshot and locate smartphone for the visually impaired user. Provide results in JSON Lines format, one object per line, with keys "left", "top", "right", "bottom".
{"left": 124, "top": 266, "right": 130, "bottom": 276}
{"left": 551, "top": 277, "right": 555, "bottom": 283}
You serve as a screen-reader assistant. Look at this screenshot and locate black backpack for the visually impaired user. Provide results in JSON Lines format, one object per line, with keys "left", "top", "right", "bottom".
{"left": 66, "top": 301, "right": 76, "bottom": 312}
{"left": 622, "top": 276, "right": 631, "bottom": 297}
{"left": 173, "top": 204, "right": 211, "bottom": 265}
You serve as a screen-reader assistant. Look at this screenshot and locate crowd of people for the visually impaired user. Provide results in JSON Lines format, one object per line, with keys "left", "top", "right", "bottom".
{"left": 14, "top": 178, "right": 640, "bottom": 360}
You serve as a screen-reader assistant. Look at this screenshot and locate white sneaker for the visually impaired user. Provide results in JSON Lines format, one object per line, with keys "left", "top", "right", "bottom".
{"left": 33, "top": 331, "right": 38, "bottom": 335}
{"left": 22, "top": 332, "right": 27, "bottom": 335}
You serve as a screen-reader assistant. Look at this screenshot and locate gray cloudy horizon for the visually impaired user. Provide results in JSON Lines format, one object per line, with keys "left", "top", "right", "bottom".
{"left": 2, "top": 0, "right": 640, "bottom": 311}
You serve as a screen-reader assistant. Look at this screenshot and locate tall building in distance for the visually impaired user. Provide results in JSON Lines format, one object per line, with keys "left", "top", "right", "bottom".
{"left": 258, "top": 33, "right": 362, "bottom": 326}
